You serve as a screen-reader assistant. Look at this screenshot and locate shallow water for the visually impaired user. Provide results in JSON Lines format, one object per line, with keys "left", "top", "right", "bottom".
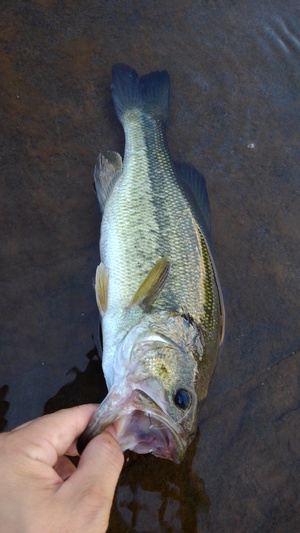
{"left": 1, "top": 0, "right": 300, "bottom": 531}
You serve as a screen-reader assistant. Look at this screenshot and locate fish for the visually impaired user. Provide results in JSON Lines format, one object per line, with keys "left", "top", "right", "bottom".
{"left": 77, "top": 64, "right": 224, "bottom": 463}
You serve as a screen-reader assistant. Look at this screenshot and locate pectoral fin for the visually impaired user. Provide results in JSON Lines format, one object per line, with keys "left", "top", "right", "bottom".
{"left": 129, "top": 257, "right": 170, "bottom": 311}
{"left": 95, "top": 262, "right": 108, "bottom": 316}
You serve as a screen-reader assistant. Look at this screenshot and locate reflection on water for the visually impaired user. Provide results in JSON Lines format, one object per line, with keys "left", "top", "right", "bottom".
{"left": 45, "top": 349, "right": 210, "bottom": 532}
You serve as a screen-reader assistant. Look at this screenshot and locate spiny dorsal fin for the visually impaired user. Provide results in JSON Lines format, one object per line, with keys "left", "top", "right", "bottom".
{"left": 174, "top": 161, "right": 210, "bottom": 235}
{"left": 94, "top": 151, "right": 122, "bottom": 212}
{"left": 197, "top": 226, "right": 225, "bottom": 345}
{"left": 95, "top": 262, "right": 108, "bottom": 316}
{"left": 129, "top": 257, "right": 170, "bottom": 311}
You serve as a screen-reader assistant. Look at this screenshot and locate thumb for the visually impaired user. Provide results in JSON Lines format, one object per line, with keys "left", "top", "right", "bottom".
{"left": 68, "top": 429, "right": 124, "bottom": 507}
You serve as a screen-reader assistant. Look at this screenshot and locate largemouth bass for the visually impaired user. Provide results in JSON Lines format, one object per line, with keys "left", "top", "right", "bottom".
{"left": 78, "top": 64, "right": 224, "bottom": 462}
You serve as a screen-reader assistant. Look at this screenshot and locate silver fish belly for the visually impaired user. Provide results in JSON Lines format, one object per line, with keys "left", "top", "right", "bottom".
{"left": 78, "top": 64, "right": 224, "bottom": 462}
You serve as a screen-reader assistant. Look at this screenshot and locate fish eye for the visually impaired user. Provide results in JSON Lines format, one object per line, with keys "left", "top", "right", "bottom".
{"left": 174, "top": 389, "right": 191, "bottom": 410}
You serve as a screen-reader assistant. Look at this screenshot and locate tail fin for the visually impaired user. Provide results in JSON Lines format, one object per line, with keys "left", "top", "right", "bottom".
{"left": 111, "top": 64, "right": 170, "bottom": 123}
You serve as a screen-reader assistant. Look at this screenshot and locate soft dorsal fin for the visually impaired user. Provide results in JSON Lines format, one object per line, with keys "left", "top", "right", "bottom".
{"left": 129, "top": 257, "right": 170, "bottom": 311}
{"left": 95, "top": 262, "right": 109, "bottom": 316}
{"left": 94, "top": 151, "right": 122, "bottom": 212}
{"left": 174, "top": 162, "right": 210, "bottom": 234}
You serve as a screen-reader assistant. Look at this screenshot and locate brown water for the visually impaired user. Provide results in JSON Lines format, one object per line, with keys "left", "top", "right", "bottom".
{"left": 1, "top": 1, "right": 300, "bottom": 531}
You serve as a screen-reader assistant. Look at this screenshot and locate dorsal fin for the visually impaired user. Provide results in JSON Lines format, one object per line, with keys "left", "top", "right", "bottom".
{"left": 174, "top": 162, "right": 210, "bottom": 234}
{"left": 94, "top": 151, "right": 122, "bottom": 212}
{"left": 204, "top": 238, "right": 226, "bottom": 345}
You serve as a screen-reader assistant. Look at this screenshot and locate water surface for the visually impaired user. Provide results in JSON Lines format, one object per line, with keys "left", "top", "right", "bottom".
{"left": 1, "top": 1, "right": 299, "bottom": 531}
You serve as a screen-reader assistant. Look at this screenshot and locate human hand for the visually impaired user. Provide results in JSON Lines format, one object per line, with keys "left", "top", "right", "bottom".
{"left": 0, "top": 404, "right": 124, "bottom": 533}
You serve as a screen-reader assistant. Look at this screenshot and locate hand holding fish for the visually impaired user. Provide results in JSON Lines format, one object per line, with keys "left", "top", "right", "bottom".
{"left": 0, "top": 405, "right": 123, "bottom": 533}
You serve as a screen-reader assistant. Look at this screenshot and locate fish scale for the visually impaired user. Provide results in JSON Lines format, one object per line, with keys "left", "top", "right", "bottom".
{"left": 104, "top": 119, "right": 199, "bottom": 338}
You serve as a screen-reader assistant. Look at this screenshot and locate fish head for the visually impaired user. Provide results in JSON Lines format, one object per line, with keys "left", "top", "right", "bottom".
{"left": 77, "top": 314, "right": 203, "bottom": 463}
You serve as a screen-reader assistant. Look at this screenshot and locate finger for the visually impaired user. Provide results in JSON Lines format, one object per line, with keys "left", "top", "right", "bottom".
{"left": 11, "top": 420, "right": 34, "bottom": 431}
{"left": 66, "top": 428, "right": 124, "bottom": 508}
{"left": 54, "top": 456, "right": 77, "bottom": 481}
{"left": 11, "top": 405, "right": 98, "bottom": 467}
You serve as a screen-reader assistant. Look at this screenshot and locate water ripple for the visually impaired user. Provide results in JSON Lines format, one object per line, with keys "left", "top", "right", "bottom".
{"left": 264, "top": 15, "right": 300, "bottom": 56}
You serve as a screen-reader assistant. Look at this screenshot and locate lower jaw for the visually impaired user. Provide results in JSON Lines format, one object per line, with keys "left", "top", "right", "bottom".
{"left": 77, "top": 388, "right": 185, "bottom": 462}
{"left": 113, "top": 410, "right": 183, "bottom": 462}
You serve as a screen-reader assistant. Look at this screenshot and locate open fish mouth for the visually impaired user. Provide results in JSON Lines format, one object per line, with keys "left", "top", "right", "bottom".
{"left": 77, "top": 387, "right": 185, "bottom": 463}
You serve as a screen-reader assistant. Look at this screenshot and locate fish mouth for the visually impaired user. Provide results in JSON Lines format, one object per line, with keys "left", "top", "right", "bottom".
{"left": 77, "top": 387, "right": 185, "bottom": 463}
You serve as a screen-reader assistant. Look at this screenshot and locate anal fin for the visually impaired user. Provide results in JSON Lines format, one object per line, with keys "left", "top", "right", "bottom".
{"left": 94, "top": 151, "right": 122, "bottom": 212}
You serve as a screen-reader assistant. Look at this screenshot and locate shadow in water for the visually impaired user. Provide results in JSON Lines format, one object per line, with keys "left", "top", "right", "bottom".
{"left": 0, "top": 385, "right": 9, "bottom": 432}
{"left": 44, "top": 347, "right": 210, "bottom": 532}
{"left": 44, "top": 346, "right": 107, "bottom": 414}
{"left": 109, "top": 432, "right": 210, "bottom": 532}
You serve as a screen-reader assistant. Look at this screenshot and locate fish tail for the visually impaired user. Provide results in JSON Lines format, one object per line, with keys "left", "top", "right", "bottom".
{"left": 111, "top": 64, "right": 170, "bottom": 123}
